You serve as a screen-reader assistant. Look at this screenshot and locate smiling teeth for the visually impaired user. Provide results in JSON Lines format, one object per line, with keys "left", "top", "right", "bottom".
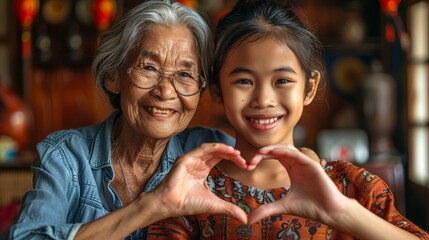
{"left": 146, "top": 107, "right": 173, "bottom": 114}
{"left": 250, "top": 117, "right": 278, "bottom": 124}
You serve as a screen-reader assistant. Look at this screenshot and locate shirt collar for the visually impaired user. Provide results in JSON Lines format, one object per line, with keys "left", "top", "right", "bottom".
{"left": 88, "top": 110, "right": 120, "bottom": 169}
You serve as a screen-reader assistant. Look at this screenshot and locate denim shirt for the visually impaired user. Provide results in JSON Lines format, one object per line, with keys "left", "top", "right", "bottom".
{"left": 3, "top": 110, "right": 235, "bottom": 240}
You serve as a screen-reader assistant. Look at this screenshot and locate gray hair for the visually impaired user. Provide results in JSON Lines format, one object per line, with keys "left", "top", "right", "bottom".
{"left": 93, "top": 0, "right": 212, "bottom": 108}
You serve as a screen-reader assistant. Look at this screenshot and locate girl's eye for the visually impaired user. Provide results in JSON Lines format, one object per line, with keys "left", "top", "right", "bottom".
{"left": 236, "top": 79, "right": 253, "bottom": 85}
{"left": 276, "top": 78, "right": 291, "bottom": 85}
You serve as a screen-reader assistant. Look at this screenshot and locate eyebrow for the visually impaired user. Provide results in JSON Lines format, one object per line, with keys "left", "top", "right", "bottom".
{"left": 140, "top": 50, "right": 197, "bottom": 69}
{"left": 228, "top": 66, "right": 297, "bottom": 76}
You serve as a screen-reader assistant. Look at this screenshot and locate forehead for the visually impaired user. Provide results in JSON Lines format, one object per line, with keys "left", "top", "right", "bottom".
{"left": 135, "top": 25, "right": 199, "bottom": 68}
{"left": 224, "top": 37, "right": 302, "bottom": 72}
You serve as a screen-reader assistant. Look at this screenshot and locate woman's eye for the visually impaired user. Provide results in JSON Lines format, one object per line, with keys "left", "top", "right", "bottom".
{"left": 143, "top": 65, "right": 157, "bottom": 72}
{"left": 178, "top": 71, "right": 193, "bottom": 78}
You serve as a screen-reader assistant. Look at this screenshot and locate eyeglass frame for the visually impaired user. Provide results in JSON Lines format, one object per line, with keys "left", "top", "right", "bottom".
{"left": 126, "top": 64, "right": 207, "bottom": 97}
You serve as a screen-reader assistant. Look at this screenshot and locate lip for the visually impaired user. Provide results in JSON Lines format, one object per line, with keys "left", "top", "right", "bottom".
{"left": 245, "top": 114, "right": 283, "bottom": 131}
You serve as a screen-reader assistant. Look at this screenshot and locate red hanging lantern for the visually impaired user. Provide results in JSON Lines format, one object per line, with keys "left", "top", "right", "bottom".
{"left": 176, "top": 0, "right": 198, "bottom": 9}
{"left": 379, "top": 0, "right": 401, "bottom": 15}
{"left": 16, "top": 0, "right": 39, "bottom": 27}
{"left": 92, "top": 0, "right": 117, "bottom": 30}
{"left": 379, "top": 0, "right": 409, "bottom": 51}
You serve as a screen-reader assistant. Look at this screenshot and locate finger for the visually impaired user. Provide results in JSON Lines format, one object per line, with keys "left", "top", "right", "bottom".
{"left": 264, "top": 147, "right": 318, "bottom": 167}
{"left": 246, "top": 153, "right": 276, "bottom": 171}
{"left": 298, "top": 147, "right": 320, "bottom": 163}
{"left": 226, "top": 154, "right": 248, "bottom": 169}
{"left": 247, "top": 202, "right": 287, "bottom": 224}
{"left": 321, "top": 159, "right": 327, "bottom": 167}
{"left": 223, "top": 203, "right": 248, "bottom": 224}
{"left": 196, "top": 143, "right": 248, "bottom": 169}
{"left": 257, "top": 144, "right": 294, "bottom": 154}
{"left": 209, "top": 197, "right": 248, "bottom": 224}
{"left": 183, "top": 143, "right": 242, "bottom": 169}
{"left": 204, "top": 148, "right": 246, "bottom": 169}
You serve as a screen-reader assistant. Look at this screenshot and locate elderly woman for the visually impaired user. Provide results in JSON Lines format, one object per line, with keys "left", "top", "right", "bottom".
{"left": 3, "top": 1, "right": 249, "bottom": 239}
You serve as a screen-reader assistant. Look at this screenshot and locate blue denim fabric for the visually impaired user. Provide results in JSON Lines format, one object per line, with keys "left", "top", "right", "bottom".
{"left": 2, "top": 110, "right": 235, "bottom": 240}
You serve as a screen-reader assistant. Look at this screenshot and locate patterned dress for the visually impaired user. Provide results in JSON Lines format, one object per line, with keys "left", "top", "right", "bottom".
{"left": 147, "top": 160, "right": 429, "bottom": 239}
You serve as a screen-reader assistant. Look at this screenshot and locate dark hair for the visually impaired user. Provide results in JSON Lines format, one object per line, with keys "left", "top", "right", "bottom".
{"left": 211, "top": 0, "right": 324, "bottom": 99}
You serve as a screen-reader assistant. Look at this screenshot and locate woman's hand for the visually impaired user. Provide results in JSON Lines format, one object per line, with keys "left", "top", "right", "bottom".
{"left": 246, "top": 144, "right": 348, "bottom": 225}
{"left": 145, "top": 143, "right": 249, "bottom": 224}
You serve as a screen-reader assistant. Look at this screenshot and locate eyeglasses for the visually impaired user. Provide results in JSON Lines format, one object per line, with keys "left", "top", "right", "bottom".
{"left": 127, "top": 65, "right": 206, "bottom": 96}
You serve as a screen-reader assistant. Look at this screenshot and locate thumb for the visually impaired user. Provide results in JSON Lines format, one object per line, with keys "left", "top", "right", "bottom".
{"left": 217, "top": 200, "right": 248, "bottom": 224}
{"left": 247, "top": 202, "right": 288, "bottom": 224}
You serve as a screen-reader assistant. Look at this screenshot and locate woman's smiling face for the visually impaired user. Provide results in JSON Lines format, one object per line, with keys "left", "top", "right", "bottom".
{"left": 107, "top": 25, "right": 201, "bottom": 140}
{"left": 219, "top": 37, "right": 318, "bottom": 150}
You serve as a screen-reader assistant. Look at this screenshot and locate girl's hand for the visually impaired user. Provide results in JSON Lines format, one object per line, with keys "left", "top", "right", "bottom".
{"left": 298, "top": 147, "right": 327, "bottom": 167}
{"left": 247, "top": 144, "right": 348, "bottom": 225}
{"left": 146, "top": 143, "right": 248, "bottom": 224}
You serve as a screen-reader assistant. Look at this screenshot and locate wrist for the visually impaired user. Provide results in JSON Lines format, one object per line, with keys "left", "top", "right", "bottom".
{"left": 132, "top": 191, "right": 167, "bottom": 227}
{"left": 326, "top": 198, "right": 362, "bottom": 235}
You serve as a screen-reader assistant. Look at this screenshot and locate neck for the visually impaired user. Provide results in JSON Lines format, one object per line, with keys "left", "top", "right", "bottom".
{"left": 111, "top": 115, "right": 170, "bottom": 204}
{"left": 217, "top": 134, "right": 292, "bottom": 190}
{"left": 112, "top": 115, "right": 169, "bottom": 167}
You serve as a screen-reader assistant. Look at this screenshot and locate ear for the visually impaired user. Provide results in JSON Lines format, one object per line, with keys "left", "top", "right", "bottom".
{"left": 104, "top": 73, "right": 121, "bottom": 94}
{"left": 304, "top": 70, "right": 320, "bottom": 106}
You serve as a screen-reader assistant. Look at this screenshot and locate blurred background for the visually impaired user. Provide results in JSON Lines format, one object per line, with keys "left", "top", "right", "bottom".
{"left": 0, "top": 0, "right": 428, "bottom": 234}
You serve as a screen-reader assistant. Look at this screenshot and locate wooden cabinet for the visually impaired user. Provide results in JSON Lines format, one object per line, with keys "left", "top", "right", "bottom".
{"left": 0, "top": 166, "right": 33, "bottom": 206}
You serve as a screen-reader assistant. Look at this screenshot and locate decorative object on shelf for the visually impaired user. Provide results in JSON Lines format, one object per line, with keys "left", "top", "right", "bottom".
{"left": 326, "top": 54, "right": 369, "bottom": 100}
{"left": 0, "top": 136, "right": 18, "bottom": 163}
{"left": 67, "top": 22, "right": 84, "bottom": 64}
{"left": 41, "top": 0, "right": 72, "bottom": 25}
{"left": 75, "top": 0, "right": 93, "bottom": 25}
{"left": 340, "top": 1, "right": 366, "bottom": 44}
{"left": 92, "top": 0, "right": 117, "bottom": 30}
{"left": 0, "top": 81, "right": 31, "bottom": 162}
{"left": 198, "top": 0, "right": 223, "bottom": 14}
{"left": 362, "top": 59, "right": 397, "bottom": 155}
{"left": 33, "top": 23, "right": 53, "bottom": 64}
{"left": 317, "top": 129, "right": 369, "bottom": 164}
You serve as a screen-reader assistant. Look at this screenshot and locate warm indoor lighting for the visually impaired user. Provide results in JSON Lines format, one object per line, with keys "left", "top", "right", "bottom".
{"left": 16, "top": 0, "right": 39, "bottom": 27}
{"left": 92, "top": 0, "right": 117, "bottom": 30}
{"left": 176, "top": 0, "right": 198, "bottom": 9}
{"left": 379, "top": 0, "right": 401, "bottom": 15}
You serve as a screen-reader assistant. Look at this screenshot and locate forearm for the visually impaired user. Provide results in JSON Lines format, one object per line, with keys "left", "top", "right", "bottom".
{"left": 75, "top": 192, "right": 166, "bottom": 240}
{"left": 329, "top": 198, "right": 419, "bottom": 240}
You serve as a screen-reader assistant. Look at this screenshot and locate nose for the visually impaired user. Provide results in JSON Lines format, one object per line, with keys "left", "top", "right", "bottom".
{"left": 151, "top": 75, "right": 178, "bottom": 100}
{"left": 249, "top": 84, "right": 276, "bottom": 109}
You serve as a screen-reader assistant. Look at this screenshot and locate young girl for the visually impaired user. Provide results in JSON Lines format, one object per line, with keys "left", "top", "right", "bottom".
{"left": 147, "top": 0, "right": 429, "bottom": 239}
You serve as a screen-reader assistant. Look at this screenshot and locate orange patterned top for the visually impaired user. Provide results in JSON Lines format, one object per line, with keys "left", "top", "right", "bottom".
{"left": 147, "top": 160, "right": 429, "bottom": 239}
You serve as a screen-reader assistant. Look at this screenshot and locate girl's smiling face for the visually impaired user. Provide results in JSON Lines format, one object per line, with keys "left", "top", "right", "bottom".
{"left": 219, "top": 37, "right": 319, "bottom": 151}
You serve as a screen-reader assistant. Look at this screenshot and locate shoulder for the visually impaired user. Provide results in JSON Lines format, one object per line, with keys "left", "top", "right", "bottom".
{"left": 38, "top": 123, "right": 100, "bottom": 152}
{"left": 325, "top": 160, "right": 385, "bottom": 189}
{"left": 177, "top": 126, "right": 236, "bottom": 149}
{"left": 36, "top": 119, "right": 110, "bottom": 172}
{"left": 325, "top": 160, "right": 392, "bottom": 205}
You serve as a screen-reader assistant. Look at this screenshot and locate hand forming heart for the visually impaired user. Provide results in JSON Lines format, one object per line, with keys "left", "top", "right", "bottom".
{"left": 152, "top": 143, "right": 347, "bottom": 226}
